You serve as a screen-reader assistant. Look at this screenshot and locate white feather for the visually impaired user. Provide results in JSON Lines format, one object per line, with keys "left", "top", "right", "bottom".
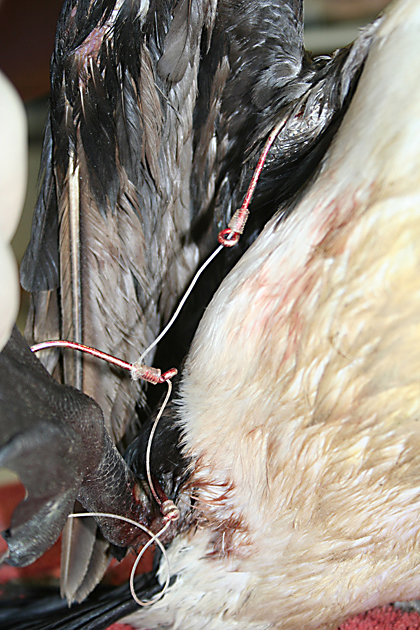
{"left": 128, "top": 0, "right": 420, "bottom": 628}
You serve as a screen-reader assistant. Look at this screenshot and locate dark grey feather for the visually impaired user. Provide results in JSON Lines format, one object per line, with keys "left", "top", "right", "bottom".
{"left": 20, "top": 117, "right": 59, "bottom": 293}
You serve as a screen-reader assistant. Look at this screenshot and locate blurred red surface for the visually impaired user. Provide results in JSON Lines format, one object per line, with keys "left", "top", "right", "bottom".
{"left": 338, "top": 605, "right": 420, "bottom": 629}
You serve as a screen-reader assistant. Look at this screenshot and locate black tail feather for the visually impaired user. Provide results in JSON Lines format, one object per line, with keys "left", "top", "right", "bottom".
{"left": 0, "top": 573, "right": 163, "bottom": 630}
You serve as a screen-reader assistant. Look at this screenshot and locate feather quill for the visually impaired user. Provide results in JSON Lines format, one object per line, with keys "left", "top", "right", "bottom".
{"left": 60, "top": 148, "right": 82, "bottom": 388}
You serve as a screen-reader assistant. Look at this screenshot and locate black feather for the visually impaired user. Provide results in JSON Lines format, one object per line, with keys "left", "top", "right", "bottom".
{"left": 0, "top": 573, "right": 166, "bottom": 630}
{"left": 20, "top": 118, "right": 59, "bottom": 292}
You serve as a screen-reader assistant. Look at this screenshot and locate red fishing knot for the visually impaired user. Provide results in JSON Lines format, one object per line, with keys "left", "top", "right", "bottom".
{"left": 217, "top": 119, "right": 284, "bottom": 248}
{"left": 217, "top": 207, "right": 251, "bottom": 246}
{"left": 160, "top": 499, "right": 180, "bottom": 522}
{"left": 228, "top": 207, "right": 250, "bottom": 235}
{"left": 130, "top": 364, "right": 177, "bottom": 384}
{"left": 131, "top": 362, "right": 162, "bottom": 384}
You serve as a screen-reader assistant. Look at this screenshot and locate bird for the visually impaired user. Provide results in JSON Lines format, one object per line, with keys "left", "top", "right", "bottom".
{"left": 15, "top": 0, "right": 380, "bottom": 606}
{"left": 1, "top": 0, "right": 420, "bottom": 629}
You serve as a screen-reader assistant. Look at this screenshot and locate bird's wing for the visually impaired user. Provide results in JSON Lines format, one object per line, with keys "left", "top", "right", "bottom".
{"left": 20, "top": 0, "right": 220, "bottom": 602}
{"left": 21, "top": 0, "right": 214, "bottom": 440}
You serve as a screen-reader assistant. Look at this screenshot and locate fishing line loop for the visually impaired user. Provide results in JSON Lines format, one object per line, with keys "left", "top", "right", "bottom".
{"left": 68, "top": 512, "right": 171, "bottom": 607}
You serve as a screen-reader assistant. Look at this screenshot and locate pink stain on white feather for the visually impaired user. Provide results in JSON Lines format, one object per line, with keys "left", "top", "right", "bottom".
{"left": 153, "top": 1, "right": 420, "bottom": 628}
